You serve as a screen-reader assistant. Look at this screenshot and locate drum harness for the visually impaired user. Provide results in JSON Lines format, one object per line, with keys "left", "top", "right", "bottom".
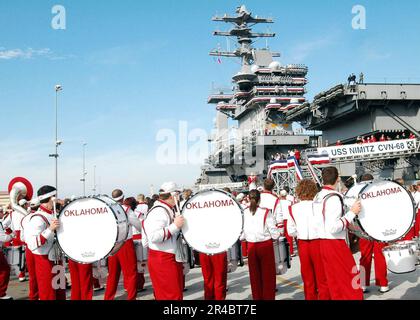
{"left": 143, "top": 205, "right": 189, "bottom": 264}
{"left": 28, "top": 208, "right": 62, "bottom": 266}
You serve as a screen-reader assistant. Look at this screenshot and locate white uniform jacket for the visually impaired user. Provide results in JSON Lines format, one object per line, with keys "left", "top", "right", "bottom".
{"left": 121, "top": 204, "right": 142, "bottom": 240}
{"left": 25, "top": 206, "right": 55, "bottom": 256}
{"left": 240, "top": 206, "right": 281, "bottom": 243}
{"left": 260, "top": 191, "right": 284, "bottom": 231}
{"left": 132, "top": 202, "right": 148, "bottom": 241}
{"left": 142, "top": 200, "right": 180, "bottom": 255}
{"left": 0, "top": 221, "right": 13, "bottom": 246}
{"left": 287, "top": 201, "right": 320, "bottom": 240}
{"left": 313, "top": 187, "right": 357, "bottom": 240}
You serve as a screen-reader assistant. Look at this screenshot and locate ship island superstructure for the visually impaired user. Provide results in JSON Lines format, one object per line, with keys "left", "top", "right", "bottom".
{"left": 197, "top": 5, "right": 420, "bottom": 193}
{"left": 197, "top": 5, "right": 319, "bottom": 189}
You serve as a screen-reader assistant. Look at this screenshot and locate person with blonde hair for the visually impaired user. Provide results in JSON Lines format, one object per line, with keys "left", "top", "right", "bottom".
{"left": 288, "top": 179, "right": 329, "bottom": 300}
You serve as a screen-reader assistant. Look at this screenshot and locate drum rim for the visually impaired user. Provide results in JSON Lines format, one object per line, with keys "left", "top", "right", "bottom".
{"left": 180, "top": 188, "right": 244, "bottom": 255}
{"left": 56, "top": 196, "right": 128, "bottom": 265}
{"left": 354, "top": 181, "right": 416, "bottom": 243}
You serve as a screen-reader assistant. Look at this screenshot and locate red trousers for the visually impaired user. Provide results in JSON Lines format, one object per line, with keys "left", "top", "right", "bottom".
{"left": 241, "top": 241, "right": 248, "bottom": 258}
{"left": 68, "top": 260, "right": 93, "bottom": 300}
{"left": 199, "top": 252, "right": 227, "bottom": 300}
{"left": 32, "top": 254, "right": 66, "bottom": 300}
{"left": 105, "top": 239, "right": 138, "bottom": 300}
{"left": 0, "top": 251, "right": 10, "bottom": 298}
{"left": 359, "top": 239, "right": 388, "bottom": 287}
{"left": 148, "top": 249, "right": 183, "bottom": 300}
{"left": 247, "top": 240, "right": 277, "bottom": 300}
{"left": 284, "top": 220, "right": 295, "bottom": 255}
{"left": 402, "top": 209, "right": 420, "bottom": 240}
{"left": 25, "top": 247, "right": 39, "bottom": 300}
{"left": 414, "top": 209, "right": 420, "bottom": 238}
{"left": 298, "top": 240, "right": 330, "bottom": 300}
{"left": 319, "top": 239, "right": 363, "bottom": 300}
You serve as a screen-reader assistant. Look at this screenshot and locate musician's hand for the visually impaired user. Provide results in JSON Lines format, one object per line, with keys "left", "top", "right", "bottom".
{"left": 49, "top": 219, "right": 60, "bottom": 231}
{"left": 351, "top": 200, "right": 362, "bottom": 216}
{"left": 174, "top": 216, "right": 185, "bottom": 229}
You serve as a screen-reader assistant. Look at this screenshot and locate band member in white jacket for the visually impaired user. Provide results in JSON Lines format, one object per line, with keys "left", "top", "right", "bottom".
{"left": 142, "top": 182, "right": 185, "bottom": 300}
{"left": 313, "top": 167, "right": 363, "bottom": 300}
{"left": 287, "top": 179, "right": 330, "bottom": 300}
{"left": 0, "top": 208, "right": 14, "bottom": 299}
{"left": 240, "top": 190, "right": 281, "bottom": 300}
{"left": 25, "top": 186, "right": 66, "bottom": 300}
{"left": 104, "top": 189, "right": 142, "bottom": 300}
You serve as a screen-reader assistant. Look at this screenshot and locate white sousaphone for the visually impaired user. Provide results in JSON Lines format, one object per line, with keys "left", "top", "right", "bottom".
{"left": 5, "top": 177, "right": 34, "bottom": 273}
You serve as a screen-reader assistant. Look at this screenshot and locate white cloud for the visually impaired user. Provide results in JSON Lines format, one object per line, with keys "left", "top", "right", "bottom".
{"left": 0, "top": 47, "right": 74, "bottom": 61}
{"left": 289, "top": 34, "right": 338, "bottom": 63}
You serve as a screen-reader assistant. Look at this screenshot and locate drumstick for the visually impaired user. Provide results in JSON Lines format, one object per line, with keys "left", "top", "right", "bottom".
{"left": 172, "top": 192, "right": 181, "bottom": 217}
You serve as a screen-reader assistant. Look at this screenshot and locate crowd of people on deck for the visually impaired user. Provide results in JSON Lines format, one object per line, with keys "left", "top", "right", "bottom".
{"left": 328, "top": 131, "right": 417, "bottom": 147}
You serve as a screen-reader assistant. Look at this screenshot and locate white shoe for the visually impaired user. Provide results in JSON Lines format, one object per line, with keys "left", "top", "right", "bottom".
{"left": 379, "top": 286, "right": 390, "bottom": 293}
{"left": 362, "top": 286, "right": 369, "bottom": 293}
{"left": 0, "top": 296, "right": 13, "bottom": 300}
{"left": 19, "top": 277, "right": 27, "bottom": 282}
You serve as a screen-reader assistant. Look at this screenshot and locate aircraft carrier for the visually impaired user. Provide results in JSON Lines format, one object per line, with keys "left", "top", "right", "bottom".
{"left": 197, "top": 5, "right": 420, "bottom": 193}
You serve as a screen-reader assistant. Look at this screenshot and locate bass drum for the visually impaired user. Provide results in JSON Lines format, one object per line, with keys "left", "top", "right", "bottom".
{"left": 345, "top": 181, "right": 415, "bottom": 243}
{"left": 181, "top": 189, "right": 244, "bottom": 255}
{"left": 57, "top": 196, "right": 129, "bottom": 264}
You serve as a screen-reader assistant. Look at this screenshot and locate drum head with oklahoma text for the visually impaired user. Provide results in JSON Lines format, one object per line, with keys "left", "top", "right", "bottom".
{"left": 181, "top": 190, "right": 243, "bottom": 255}
{"left": 358, "top": 181, "right": 415, "bottom": 242}
{"left": 57, "top": 197, "right": 120, "bottom": 264}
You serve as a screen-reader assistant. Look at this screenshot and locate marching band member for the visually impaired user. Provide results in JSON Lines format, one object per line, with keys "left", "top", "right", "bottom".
{"left": 68, "top": 259, "right": 93, "bottom": 300}
{"left": 314, "top": 167, "right": 363, "bottom": 300}
{"left": 104, "top": 189, "right": 142, "bottom": 300}
{"left": 240, "top": 189, "right": 281, "bottom": 300}
{"left": 287, "top": 179, "right": 330, "bottom": 300}
{"left": 134, "top": 194, "right": 149, "bottom": 292}
{"left": 24, "top": 186, "right": 66, "bottom": 300}
{"left": 199, "top": 251, "right": 227, "bottom": 300}
{"left": 260, "top": 179, "right": 284, "bottom": 234}
{"left": 2, "top": 199, "right": 28, "bottom": 282}
{"left": 358, "top": 174, "right": 389, "bottom": 294}
{"left": 142, "top": 182, "right": 185, "bottom": 300}
{"left": 198, "top": 187, "right": 231, "bottom": 301}
{"left": 20, "top": 199, "right": 40, "bottom": 300}
{"left": 0, "top": 207, "right": 14, "bottom": 299}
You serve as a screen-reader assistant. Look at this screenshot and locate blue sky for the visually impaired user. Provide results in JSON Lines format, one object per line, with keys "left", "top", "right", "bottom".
{"left": 1, "top": 0, "right": 420, "bottom": 197}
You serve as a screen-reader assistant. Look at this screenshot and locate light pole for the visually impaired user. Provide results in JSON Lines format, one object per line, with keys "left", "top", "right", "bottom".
{"left": 92, "top": 165, "right": 97, "bottom": 195}
{"left": 81, "top": 142, "right": 88, "bottom": 196}
{"left": 49, "top": 85, "right": 62, "bottom": 197}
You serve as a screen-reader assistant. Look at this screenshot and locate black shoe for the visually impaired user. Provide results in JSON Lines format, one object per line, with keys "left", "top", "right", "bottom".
{"left": 94, "top": 286, "right": 105, "bottom": 292}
